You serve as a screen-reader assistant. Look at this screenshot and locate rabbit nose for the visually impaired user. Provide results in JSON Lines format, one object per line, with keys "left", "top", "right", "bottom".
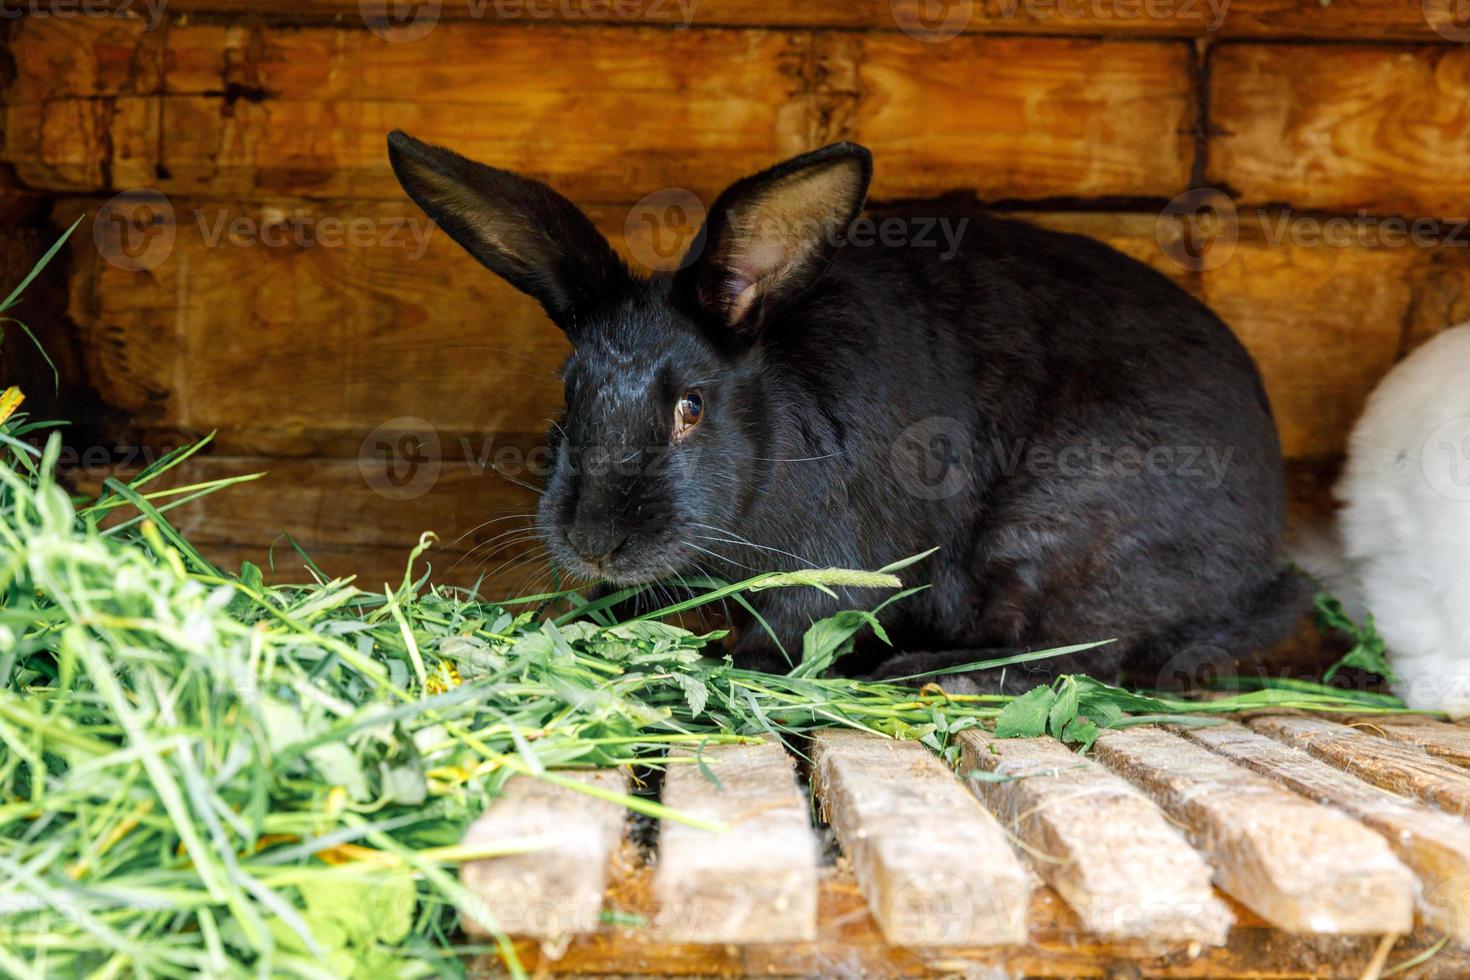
{"left": 566, "top": 523, "right": 630, "bottom": 563}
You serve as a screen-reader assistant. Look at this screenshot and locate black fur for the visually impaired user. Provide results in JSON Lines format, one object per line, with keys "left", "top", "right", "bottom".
{"left": 389, "top": 131, "right": 1305, "bottom": 686}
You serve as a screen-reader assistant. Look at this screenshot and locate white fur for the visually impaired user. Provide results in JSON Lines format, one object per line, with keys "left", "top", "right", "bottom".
{"left": 1336, "top": 324, "right": 1470, "bottom": 716}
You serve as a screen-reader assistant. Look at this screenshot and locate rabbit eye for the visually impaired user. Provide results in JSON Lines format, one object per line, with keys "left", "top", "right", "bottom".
{"left": 673, "top": 390, "right": 704, "bottom": 441}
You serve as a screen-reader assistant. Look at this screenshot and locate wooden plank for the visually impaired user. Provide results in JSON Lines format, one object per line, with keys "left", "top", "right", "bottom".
{"left": 64, "top": 200, "right": 1470, "bottom": 462}
{"left": 7, "top": 21, "right": 1197, "bottom": 204}
{"left": 1184, "top": 721, "right": 1470, "bottom": 942}
{"left": 60, "top": 195, "right": 574, "bottom": 456}
{"left": 1196, "top": 222, "right": 1440, "bottom": 461}
{"left": 1210, "top": 43, "right": 1470, "bottom": 218}
{"left": 956, "top": 730, "right": 1231, "bottom": 944}
{"left": 854, "top": 36, "right": 1195, "bottom": 202}
{"left": 459, "top": 770, "right": 628, "bottom": 939}
{"left": 90, "top": 0, "right": 1464, "bottom": 40}
{"left": 810, "top": 730, "right": 1030, "bottom": 946}
{"left": 653, "top": 737, "right": 818, "bottom": 944}
{"left": 1340, "top": 715, "right": 1470, "bottom": 769}
{"left": 1028, "top": 211, "right": 1470, "bottom": 460}
{"left": 198, "top": 540, "right": 552, "bottom": 593}
{"left": 1092, "top": 726, "right": 1414, "bottom": 935}
{"left": 67, "top": 452, "right": 543, "bottom": 572}
{"left": 1251, "top": 715, "right": 1470, "bottom": 817}
{"left": 4, "top": 19, "right": 814, "bottom": 202}
{"left": 484, "top": 861, "right": 1470, "bottom": 977}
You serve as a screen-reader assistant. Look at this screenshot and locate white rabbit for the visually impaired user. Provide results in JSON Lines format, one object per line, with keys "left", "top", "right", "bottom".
{"left": 1334, "top": 323, "right": 1470, "bottom": 716}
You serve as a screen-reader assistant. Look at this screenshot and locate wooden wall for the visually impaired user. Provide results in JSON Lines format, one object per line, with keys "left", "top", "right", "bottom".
{"left": 4, "top": 2, "right": 1470, "bottom": 592}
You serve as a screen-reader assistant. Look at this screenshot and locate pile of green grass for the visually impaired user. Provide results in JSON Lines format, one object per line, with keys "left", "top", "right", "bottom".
{"left": 0, "top": 233, "right": 1415, "bottom": 978}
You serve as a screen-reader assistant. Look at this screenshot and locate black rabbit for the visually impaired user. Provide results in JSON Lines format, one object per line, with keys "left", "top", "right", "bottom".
{"left": 388, "top": 131, "right": 1304, "bottom": 688}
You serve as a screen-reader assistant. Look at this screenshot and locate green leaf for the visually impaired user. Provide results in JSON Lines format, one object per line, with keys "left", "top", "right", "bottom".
{"left": 993, "top": 685, "right": 1056, "bottom": 738}
{"left": 1047, "top": 676, "right": 1079, "bottom": 740}
{"left": 674, "top": 673, "right": 709, "bottom": 717}
{"left": 876, "top": 547, "right": 940, "bottom": 575}
{"left": 1060, "top": 715, "right": 1100, "bottom": 751}
{"left": 791, "top": 609, "right": 886, "bottom": 678}
{"left": 1316, "top": 592, "right": 1396, "bottom": 682}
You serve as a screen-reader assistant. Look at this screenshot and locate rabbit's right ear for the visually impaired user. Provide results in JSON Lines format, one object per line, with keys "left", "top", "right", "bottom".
{"left": 387, "top": 131, "right": 630, "bottom": 336}
{"left": 676, "top": 142, "right": 872, "bottom": 340}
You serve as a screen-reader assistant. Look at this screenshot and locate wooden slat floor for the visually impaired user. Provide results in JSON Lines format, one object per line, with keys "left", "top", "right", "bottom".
{"left": 461, "top": 720, "right": 1470, "bottom": 978}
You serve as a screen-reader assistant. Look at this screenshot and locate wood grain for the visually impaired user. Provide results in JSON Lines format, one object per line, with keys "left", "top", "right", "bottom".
{"left": 853, "top": 35, "right": 1195, "bottom": 201}
{"left": 653, "top": 737, "right": 819, "bottom": 944}
{"left": 810, "top": 730, "right": 1031, "bottom": 946}
{"left": 5, "top": 20, "right": 1197, "bottom": 205}
{"left": 956, "top": 730, "right": 1231, "bottom": 944}
{"left": 61, "top": 194, "right": 574, "bottom": 456}
{"left": 87, "top": 0, "right": 1465, "bottom": 40}
{"left": 69, "top": 452, "right": 541, "bottom": 554}
{"left": 459, "top": 770, "right": 629, "bottom": 940}
{"left": 60, "top": 200, "right": 1469, "bottom": 463}
{"left": 1184, "top": 721, "right": 1470, "bottom": 941}
{"left": 490, "top": 865, "right": 1470, "bottom": 977}
{"left": 1210, "top": 43, "right": 1470, "bottom": 218}
{"left": 5, "top": 19, "right": 813, "bottom": 202}
{"left": 1341, "top": 715, "right": 1470, "bottom": 769}
{"left": 1092, "top": 726, "right": 1415, "bottom": 935}
{"left": 1028, "top": 210, "right": 1470, "bottom": 460}
{"left": 1252, "top": 715, "right": 1470, "bottom": 817}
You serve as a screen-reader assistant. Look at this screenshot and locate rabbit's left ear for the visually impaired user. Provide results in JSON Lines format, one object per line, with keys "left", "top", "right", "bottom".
{"left": 388, "top": 130, "right": 631, "bottom": 337}
{"left": 677, "top": 142, "right": 872, "bottom": 339}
